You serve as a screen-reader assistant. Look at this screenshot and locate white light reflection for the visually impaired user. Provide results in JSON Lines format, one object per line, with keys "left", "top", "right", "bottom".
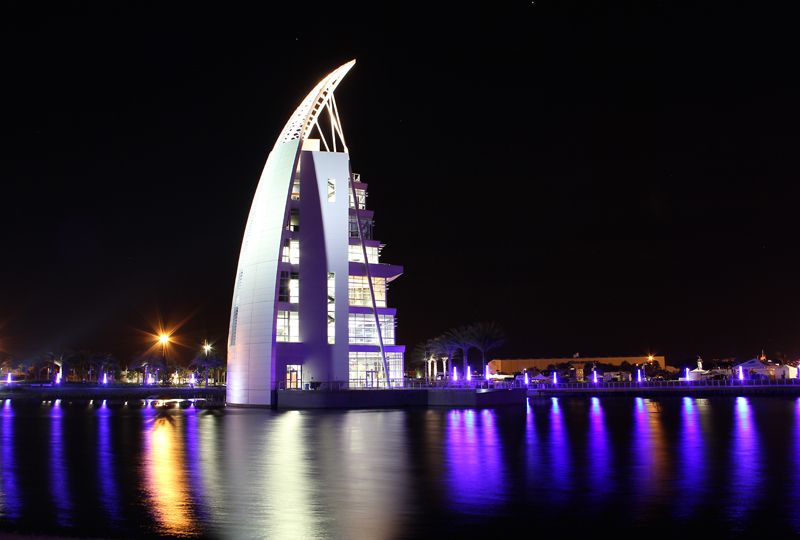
{"left": 630, "top": 397, "right": 669, "bottom": 521}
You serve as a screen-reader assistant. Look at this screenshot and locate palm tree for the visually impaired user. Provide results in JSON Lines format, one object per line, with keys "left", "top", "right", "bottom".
{"left": 469, "top": 322, "right": 508, "bottom": 375}
{"left": 130, "top": 351, "right": 158, "bottom": 385}
{"left": 44, "top": 349, "right": 71, "bottom": 381}
{"left": 446, "top": 326, "right": 474, "bottom": 380}
{"left": 190, "top": 352, "right": 224, "bottom": 388}
{"left": 428, "top": 335, "right": 458, "bottom": 382}
{"left": 68, "top": 350, "right": 92, "bottom": 382}
{"left": 410, "top": 342, "right": 431, "bottom": 382}
{"left": 18, "top": 357, "right": 37, "bottom": 381}
{"left": 90, "top": 353, "right": 117, "bottom": 383}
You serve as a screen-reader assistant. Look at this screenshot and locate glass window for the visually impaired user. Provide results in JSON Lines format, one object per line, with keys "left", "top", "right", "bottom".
{"left": 276, "top": 311, "right": 299, "bottom": 342}
{"left": 348, "top": 313, "right": 395, "bottom": 345}
{"left": 327, "top": 179, "right": 335, "bottom": 202}
{"left": 286, "top": 365, "right": 302, "bottom": 388}
{"left": 348, "top": 216, "right": 373, "bottom": 239}
{"left": 349, "top": 351, "right": 403, "bottom": 388}
{"left": 348, "top": 245, "right": 379, "bottom": 264}
{"left": 282, "top": 239, "right": 299, "bottom": 264}
{"left": 327, "top": 272, "right": 335, "bottom": 344}
{"left": 348, "top": 276, "right": 386, "bottom": 307}
{"left": 348, "top": 188, "right": 366, "bottom": 210}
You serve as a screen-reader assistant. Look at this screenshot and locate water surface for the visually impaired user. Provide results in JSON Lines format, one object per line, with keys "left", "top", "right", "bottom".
{"left": 1, "top": 396, "right": 799, "bottom": 539}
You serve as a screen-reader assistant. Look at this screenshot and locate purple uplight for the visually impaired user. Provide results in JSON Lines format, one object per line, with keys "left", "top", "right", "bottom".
{"left": 739, "top": 366, "right": 744, "bottom": 380}
{"left": 5, "top": 373, "right": 10, "bottom": 384}
{"left": 638, "top": 370, "right": 642, "bottom": 383}
{"left": 686, "top": 367, "right": 690, "bottom": 380}
{"left": 524, "top": 372, "right": 529, "bottom": 385}
{"left": 553, "top": 372, "right": 558, "bottom": 384}
{"left": 593, "top": 371, "right": 598, "bottom": 384}
{"left": 453, "top": 367, "right": 458, "bottom": 382}
{"left": 467, "top": 369, "right": 472, "bottom": 382}
{"left": 103, "top": 373, "right": 108, "bottom": 385}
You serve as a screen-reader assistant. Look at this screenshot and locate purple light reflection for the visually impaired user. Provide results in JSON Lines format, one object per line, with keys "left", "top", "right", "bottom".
{"left": 726, "top": 397, "right": 761, "bottom": 524}
{"left": 96, "top": 400, "right": 122, "bottom": 525}
{"left": 183, "top": 407, "right": 209, "bottom": 524}
{"left": 673, "top": 397, "right": 706, "bottom": 520}
{"left": 49, "top": 400, "right": 73, "bottom": 526}
{"left": 444, "top": 409, "right": 505, "bottom": 513}
{"left": 587, "top": 397, "right": 613, "bottom": 496}
{"left": 0, "top": 401, "right": 22, "bottom": 521}
{"left": 541, "top": 398, "right": 571, "bottom": 506}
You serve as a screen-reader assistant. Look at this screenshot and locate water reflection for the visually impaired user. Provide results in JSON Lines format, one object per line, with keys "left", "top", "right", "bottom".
{"left": 543, "top": 397, "right": 571, "bottom": 506}
{"left": 630, "top": 397, "right": 670, "bottom": 519}
{"left": 0, "top": 401, "right": 21, "bottom": 521}
{"left": 96, "top": 400, "right": 121, "bottom": 525}
{"left": 727, "top": 396, "right": 762, "bottom": 527}
{"left": 142, "top": 408, "right": 201, "bottom": 537}
{"left": 49, "top": 401, "right": 73, "bottom": 527}
{"left": 445, "top": 409, "right": 505, "bottom": 514}
{"left": 674, "top": 397, "right": 706, "bottom": 521}
{"left": 3, "top": 398, "right": 800, "bottom": 539}
{"left": 587, "top": 397, "right": 612, "bottom": 497}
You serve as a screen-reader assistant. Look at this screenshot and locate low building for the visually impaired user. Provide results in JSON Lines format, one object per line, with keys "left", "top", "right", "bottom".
{"left": 732, "top": 358, "right": 797, "bottom": 379}
{"left": 489, "top": 356, "right": 666, "bottom": 375}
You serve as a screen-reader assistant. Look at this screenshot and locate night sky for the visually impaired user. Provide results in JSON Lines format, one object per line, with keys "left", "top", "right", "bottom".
{"left": 3, "top": 1, "right": 798, "bottom": 368}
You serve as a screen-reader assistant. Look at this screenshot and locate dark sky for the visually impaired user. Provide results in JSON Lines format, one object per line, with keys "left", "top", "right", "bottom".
{"left": 3, "top": 1, "right": 798, "bottom": 368}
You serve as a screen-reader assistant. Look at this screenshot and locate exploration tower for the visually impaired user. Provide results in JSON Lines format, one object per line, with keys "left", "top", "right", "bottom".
{"left": 227, "top": 61, "right": 405, "bottom": 407}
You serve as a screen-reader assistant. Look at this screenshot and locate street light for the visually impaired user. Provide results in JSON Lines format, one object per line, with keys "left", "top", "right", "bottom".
{"left": 202, "top": 343, "right": 212, "bottom": 388}
{"left": 159, "top": 334, "right": 169, "bottom": 385}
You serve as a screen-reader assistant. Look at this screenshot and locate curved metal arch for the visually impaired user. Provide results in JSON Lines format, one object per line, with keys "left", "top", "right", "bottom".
{"left": 274, "top": 59, "right": 355, "bottom": 151}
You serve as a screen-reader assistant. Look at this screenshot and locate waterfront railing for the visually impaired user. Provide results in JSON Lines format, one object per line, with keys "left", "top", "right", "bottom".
{"left": 536, "top": 379, "right": 800, "bottom": 390}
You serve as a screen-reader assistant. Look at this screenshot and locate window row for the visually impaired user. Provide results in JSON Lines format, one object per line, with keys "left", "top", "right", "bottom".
{"left": 348, "top": 276, "right": 386, "bottom": 307}
{"left": 282, "top": 239, "right": 299, "bottom": 264}
{"left": 279, "top": 271, "right": 299, "bottom": 303}
{"left": 348, "top": 244, "right": 379, "bottom": 264}
{"left": 349, "top": 352, "right": 404, "bottom": 388}
{"left": 348, "top": 313, "right": 395, "bottom": 345}
{"left": 276, "top": 310, "right": 299, "bottom": 342}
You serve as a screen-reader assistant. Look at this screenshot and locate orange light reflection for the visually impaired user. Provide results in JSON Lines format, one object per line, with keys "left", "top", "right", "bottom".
{"left": 143, "top": 413, "right": 199, "bottom": 536}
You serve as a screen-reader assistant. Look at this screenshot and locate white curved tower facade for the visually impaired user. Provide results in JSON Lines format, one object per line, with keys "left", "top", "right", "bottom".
{"left": 227, "top": 61, "right": 405, "bottom": 407}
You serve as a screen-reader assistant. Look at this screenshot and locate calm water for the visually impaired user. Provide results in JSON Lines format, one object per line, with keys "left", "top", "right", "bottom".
{"left": 1, "top": 396, "right": 799, "bottom": 539}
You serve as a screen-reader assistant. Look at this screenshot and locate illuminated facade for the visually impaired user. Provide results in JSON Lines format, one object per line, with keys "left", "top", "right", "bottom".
{"left": 489, "top": 356, "right": 667, "bottom": 374}
{"left": 227, "top": 60, "right": 404, "bottom": 407}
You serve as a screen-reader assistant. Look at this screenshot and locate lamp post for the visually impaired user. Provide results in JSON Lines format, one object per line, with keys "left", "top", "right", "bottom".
{"left": 203, "top": 343, "right": 211, "bottom": 388}
{"left": 159, "top": 334, "right": 169, "bottom": 385}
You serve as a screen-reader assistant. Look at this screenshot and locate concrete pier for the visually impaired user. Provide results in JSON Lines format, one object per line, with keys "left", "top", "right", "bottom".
{"left": 275, "top": 387, "right": 527, "bottom": 409}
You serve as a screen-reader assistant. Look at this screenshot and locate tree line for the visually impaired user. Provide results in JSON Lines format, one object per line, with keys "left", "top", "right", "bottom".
{"left": 3, "top": 348, "right": 227, "bottom": 388}
{"left": 410, "top": 322, "right": 508, "bottom": 381}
